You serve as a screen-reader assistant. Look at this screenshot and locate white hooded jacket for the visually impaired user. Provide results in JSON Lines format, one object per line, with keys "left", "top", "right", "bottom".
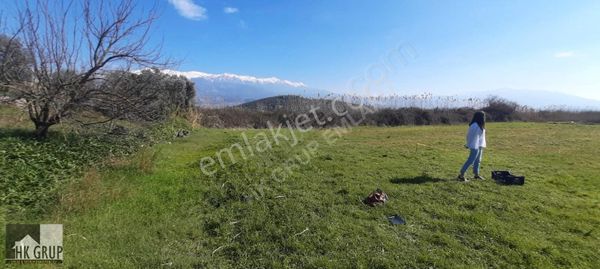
{"left": 466, "top": 123, "right": 486, "bottom": 149}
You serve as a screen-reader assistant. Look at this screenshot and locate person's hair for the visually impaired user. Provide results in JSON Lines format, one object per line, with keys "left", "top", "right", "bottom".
{"left": 470, "top": 111, "right": 486, "bottom": 130}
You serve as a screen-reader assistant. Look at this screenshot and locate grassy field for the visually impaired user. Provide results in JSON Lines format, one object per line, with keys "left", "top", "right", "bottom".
{"left": 2, "top": 122, "right": 600, "bottom": 268}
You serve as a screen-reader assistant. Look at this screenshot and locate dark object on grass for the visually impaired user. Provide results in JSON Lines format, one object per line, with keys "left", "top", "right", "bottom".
{"left": 492, "top": 171, "right": 525, "bottom": 185}
{"left": 363, "top": 188, "right": 388, "bottom": 206}
{"left": 388, "top": 215, "right": 406, "bottom": 225}
{"left": 175, "top": 129, "right": 189, "bottom": 138}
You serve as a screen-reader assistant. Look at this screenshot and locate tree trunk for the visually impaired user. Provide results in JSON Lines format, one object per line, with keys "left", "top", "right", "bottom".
{"left": 34, "top": 122, "right": 51, "bottom": 139}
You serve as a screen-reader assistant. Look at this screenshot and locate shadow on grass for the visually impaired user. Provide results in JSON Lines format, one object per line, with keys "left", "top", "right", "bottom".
{"left": 0, "top": 128, "right": 36, "bottom": 140}
{"left": 390, "top": 175, "right": 445, "bottom": 184}
{"left": 0, "top": 127, "right": 73, "bottom": 142}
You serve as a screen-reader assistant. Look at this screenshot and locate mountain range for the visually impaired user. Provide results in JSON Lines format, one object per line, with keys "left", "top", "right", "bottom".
{"left": 164, "top": 70, "right": 600, "bottom": 110}
{"left": 161, "top": 69, "right": 331, "bottom": 106}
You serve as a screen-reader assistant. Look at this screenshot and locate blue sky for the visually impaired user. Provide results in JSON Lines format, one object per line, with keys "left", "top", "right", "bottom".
{"left": 3, "top": 0, "right": 600, "bottom": 100}
{"left": 158, "top": 0, "right": 600, "bottom": 100}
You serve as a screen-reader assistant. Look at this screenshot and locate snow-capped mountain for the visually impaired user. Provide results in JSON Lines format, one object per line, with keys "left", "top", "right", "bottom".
{"left": 161, "top": 70, "right": 307, "bottom": 88}
{"left": 161, "top": 69, "right": 329, "bottom": 106}
{"left": 156, "top": 70, "right": 600, "bottom": 110}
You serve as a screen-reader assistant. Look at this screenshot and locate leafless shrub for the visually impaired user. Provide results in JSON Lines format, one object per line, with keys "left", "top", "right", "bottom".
{"left": 482, "top": 96, "right": 520, "bottom": 122}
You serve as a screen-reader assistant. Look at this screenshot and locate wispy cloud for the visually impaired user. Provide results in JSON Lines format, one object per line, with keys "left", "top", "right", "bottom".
{"left": 554, "top": 51, "right": 575, "bottom": 58}
{"left": 168, "top": 0, "right": 207, "bottom": 20}
{"left": 239, "top": 20, "right": 247, "bottom": 29}
{"left": 224, "top": 7, "right": 239, "bottom": 14}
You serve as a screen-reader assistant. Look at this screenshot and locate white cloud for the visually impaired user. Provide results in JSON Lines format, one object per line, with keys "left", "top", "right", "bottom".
{"left": 554, "top": 51, "right": 575, "bottom": 58}
{"left": 168, "top": 0, "right": 207, "bottom": 20}
{"left": 224, "top": 7, "right": 239, "bottom": 14}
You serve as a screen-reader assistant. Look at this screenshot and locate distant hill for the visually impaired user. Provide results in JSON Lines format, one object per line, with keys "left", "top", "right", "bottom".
{"left": 238, "top": 95, "right": 358, "bottom": 115}
{"left": 465, "top": 89, "right": 600, "bottom": 110}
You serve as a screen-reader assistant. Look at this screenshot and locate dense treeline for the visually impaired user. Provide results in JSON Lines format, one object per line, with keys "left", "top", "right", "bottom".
{"left": 196, "top": 95, "right": 600, "bottom": 128}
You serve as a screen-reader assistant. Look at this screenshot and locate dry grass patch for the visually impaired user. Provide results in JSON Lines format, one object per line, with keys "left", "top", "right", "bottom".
{"left": 57, "top": 168, "right": 125, "bottom": 214}
{"left": 135, "top": 147, "right": 161, "bottom": 174}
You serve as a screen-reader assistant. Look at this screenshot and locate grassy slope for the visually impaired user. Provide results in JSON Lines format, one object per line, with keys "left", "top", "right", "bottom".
{"left": 0, "top": 104, "right": 186, "bottom": 219}
{"left": 3, "top": 123, "right": 600, "bottom": 268}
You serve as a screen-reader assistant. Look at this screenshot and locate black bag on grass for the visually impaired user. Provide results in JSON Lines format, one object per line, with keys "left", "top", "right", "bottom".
{"left": 492, "top": 171, "right": 525, "bottom": 185}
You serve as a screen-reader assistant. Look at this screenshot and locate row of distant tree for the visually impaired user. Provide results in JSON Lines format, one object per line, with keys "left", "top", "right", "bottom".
{"left": 196, "top": 96, "right": 600, "bottom": 128}
{"left": 0, "top": 0, "right": 195, "bottom": 138}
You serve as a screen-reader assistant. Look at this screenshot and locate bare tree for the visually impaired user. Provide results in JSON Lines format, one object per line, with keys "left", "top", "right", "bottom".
{"left": 1, "top": 0, "right": 167, "bottom": 138}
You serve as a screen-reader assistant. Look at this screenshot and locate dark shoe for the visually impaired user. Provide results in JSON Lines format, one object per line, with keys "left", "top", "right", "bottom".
{"left": 457, "top": 175, "right": 469, "bottom": 182}
{"left": 474, "top": 175, "right": 486, "bottom": 180}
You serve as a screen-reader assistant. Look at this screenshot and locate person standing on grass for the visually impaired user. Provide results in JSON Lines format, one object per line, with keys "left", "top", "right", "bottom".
{"left": 458, "top": 111, "right": 487, "bottom": 181}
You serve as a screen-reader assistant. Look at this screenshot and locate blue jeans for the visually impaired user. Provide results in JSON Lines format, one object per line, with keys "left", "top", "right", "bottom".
{"left": 460, "top": 148, "right": 483, "bottom": 175}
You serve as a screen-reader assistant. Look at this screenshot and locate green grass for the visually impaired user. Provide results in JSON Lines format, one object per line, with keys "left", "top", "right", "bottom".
{"left": 0, "top": 104, "right": 189, "bottom": 216}
{"left": 2, "top": 122, "right": 600, "bottom": 268}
